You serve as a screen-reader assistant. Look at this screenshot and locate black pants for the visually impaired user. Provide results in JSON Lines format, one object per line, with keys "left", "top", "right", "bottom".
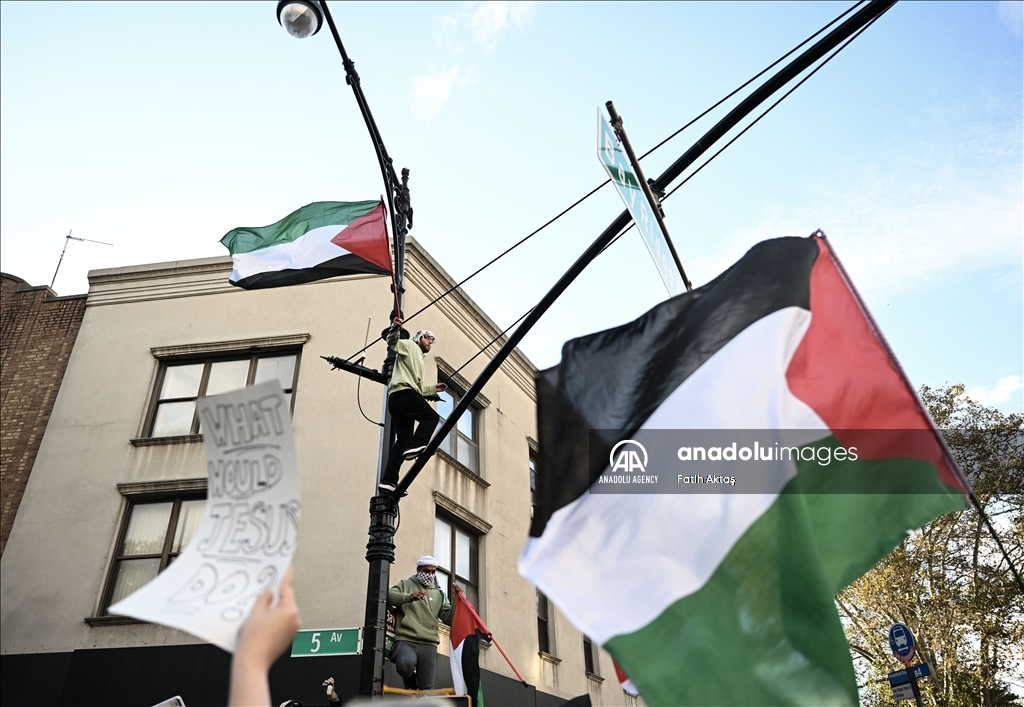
{"left": 382, "top": 389, "right": 440, "bottom": 485}
{"left": 392, "top": 641, "right": 438, "bottom": 689}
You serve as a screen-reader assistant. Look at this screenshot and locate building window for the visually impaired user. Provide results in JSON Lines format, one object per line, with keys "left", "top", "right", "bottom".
{"left": 584, "top": 635, "right": 599, "bottom": 676}
{"left": 103, "top": 495, "right": 206, "bottom": 614}
{"left": 537, "top": 590, "right": 551, "bottom": 654}
{"left": 148, "top": 352, "right": 299, "bottom": 438}
{"left": 435, "top": 387, "right": 478, "bottom": 474}
{"left": 434, "top": 514, "right": 479, "bottom": 609}
{"left": 529, "top": 452, "right": 538, "bottom": 518}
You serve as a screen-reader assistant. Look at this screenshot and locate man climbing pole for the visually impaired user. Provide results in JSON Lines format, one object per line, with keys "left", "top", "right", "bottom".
{"left": 378, "top": 316, "right": 446, "bottom": 493}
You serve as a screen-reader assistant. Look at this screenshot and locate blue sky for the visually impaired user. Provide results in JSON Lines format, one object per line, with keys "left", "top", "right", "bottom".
{"left": 2, "top": 1, "right": 1021, "bottom": 413}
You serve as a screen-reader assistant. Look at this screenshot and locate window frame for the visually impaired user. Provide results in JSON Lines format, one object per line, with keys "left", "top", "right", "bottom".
{"left": 142, "top": 346, "right": 302, "bottom": 440}
{"left": 433, "top": 510, "right": 481, "bottom": 611}
{"left": 537, "top": 589, "right": 551, "bottom": 655}
{"left": 583, "top": 634, "right": 600, "bottom": 676}
{"left": 97, "top": 481, "right": 207, "bottom": 618}
{"left": 434, "top": 385, "right": 482, "bottom": 475}
{"left": 529, "top": 449, "right": 538, "bottom": 519}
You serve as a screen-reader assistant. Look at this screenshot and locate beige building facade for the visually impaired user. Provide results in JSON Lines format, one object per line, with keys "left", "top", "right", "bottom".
{"left": 0, "top": 240, "right": 636, "bottom": 707}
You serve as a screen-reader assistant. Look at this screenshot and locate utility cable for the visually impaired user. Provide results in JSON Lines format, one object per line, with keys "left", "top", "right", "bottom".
{"left": 635, "top": 0, "right": 864, "bottom": 162}
{"left": 436, "top": 222, "right": 634, "bottom": 388}
{"left": 439, "top": 307, "right": 535, "bottom": 388}
{"left": 355, "top": 317, "right": 384, "bottom": 427}
{"left": 340, "top": 1, "right": 867, "bottom": 364}
{"left": 411, "top": 6, "right": 885, "bottom": 422}
{"left": 399, "top": 0, "right": 864, "bottom": 321}
{"left": 665, "top": 7, "right": 888, "bottom": 200}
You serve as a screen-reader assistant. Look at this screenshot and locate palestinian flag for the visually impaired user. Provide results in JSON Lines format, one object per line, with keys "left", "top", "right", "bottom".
{"left": 451, "top": 589, "right": 489, "bottom": 707}
{"left": 613, "top": 660, "right": 638, "bottom": 697}
{"left": 220, "top": 200, "right": 391, "bottom": 289}
{"left": 519, "top": 235, "right": 970, "bottom": 706}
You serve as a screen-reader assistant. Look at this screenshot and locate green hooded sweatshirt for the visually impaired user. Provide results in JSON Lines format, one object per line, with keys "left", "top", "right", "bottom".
{"left": 386, "top": 327, "right": 438, "bottom": 397}
{"left": 387, "top": 576, "right": 453, "bottom": 645}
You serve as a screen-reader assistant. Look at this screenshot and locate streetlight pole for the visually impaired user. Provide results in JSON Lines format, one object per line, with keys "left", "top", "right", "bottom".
{"left": 276, "top": 0, "right": 408, "bottom": 697}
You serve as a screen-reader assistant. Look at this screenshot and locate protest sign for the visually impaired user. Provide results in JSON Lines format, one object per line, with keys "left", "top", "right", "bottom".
{"left": 109, "top": 380, "right": 300, "bottom": 652}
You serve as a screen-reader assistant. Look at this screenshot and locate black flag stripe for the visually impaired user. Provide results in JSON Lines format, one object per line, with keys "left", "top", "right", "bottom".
{"left": 531, "top": 237, "right": 820, "bottom": 537}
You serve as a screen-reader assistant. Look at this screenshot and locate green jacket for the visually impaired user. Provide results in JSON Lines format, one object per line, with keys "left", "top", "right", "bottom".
{"left": 386, "top": 327, "right": 437, "bottom": 397}
{"left": 387, "top": 577, "right": 453, "bottom": 645}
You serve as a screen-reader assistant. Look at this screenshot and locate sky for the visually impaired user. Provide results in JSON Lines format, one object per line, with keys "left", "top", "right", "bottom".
{"left": 1, "top": 1, "right": 1021, "bottom": 414}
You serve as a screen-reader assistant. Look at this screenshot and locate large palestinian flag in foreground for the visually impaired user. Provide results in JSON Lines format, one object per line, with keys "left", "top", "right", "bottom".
{"left": 220, "top": 200, "right": 391, "bottom": 289}
{"left": 519, "top": 235, "right": 970, "bottom": 706}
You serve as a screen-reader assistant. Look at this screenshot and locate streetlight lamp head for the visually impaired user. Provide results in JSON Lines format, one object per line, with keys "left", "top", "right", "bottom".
{"left": 277, "top": 0, "right": 323, "bottom": 39}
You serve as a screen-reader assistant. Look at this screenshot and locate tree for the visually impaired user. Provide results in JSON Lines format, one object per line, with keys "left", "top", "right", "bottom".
{"left": 837, "top": 384, "right": 1023, "bottom": 707}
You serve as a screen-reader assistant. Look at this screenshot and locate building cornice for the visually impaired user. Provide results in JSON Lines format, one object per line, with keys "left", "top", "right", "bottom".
{"left": 80, "top": 242, "right": 536, "bottom": 400}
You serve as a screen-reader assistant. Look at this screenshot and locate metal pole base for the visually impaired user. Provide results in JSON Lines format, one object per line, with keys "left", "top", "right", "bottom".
{"left": 358, "top": 495, "right": 398, "bottom": 697}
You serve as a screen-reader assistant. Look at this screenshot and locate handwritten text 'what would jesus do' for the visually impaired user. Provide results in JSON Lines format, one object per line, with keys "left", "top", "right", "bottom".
{"left": 199, "top": 392, "right": 299, "bottom": 559}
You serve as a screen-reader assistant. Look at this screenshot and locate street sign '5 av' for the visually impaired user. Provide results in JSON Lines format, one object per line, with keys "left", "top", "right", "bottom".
{"left": 291, "top": 627, "right": 361, "bottom": 657}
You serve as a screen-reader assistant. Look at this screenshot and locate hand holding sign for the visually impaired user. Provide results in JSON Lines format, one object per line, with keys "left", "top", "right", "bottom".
{"left": 109, "top": 380, "right": 301, "bottom": 652}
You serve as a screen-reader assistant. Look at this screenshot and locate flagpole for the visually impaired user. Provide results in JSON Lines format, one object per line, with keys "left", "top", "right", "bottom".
{"left": 393, "top": 0, "right": 898, "bottom": 499}
{"left": 456, "top": 587, "right": 528, "bottom": 687}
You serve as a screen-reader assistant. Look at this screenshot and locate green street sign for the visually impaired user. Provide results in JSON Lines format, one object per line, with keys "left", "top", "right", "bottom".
{"left": 597, "top": 109, "right": 686, "bottom": 297}
{"left": 291, "top": 628, "right": 361, "bottom": 657}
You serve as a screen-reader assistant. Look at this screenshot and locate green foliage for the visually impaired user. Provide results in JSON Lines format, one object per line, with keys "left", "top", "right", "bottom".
{"left": 837, "top": 384, "right": 1023, "bottom": 707}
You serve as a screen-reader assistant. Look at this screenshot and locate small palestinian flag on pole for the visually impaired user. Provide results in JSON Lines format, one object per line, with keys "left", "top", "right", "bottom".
{"left": 519, "top": 234, "right": 970, "bottom": 706}
{"left": 451, "top": 588, "right": 489, "bottom": 707}
{"left": 220, "top": 200, "right": 391, "bottom": 289}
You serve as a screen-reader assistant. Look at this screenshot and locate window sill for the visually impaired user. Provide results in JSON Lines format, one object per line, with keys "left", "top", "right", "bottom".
{"left": 539, "top": 651, "right": 561, "bottom": 665}
{"left": 85, "top": 615, "right": 149, "bottom": 627}
{"left": 586, "top": 672, "right": 605, "bottom": 683}
{"left": 436, "top": 450, "right": 490, "bottom": 489}
{"left": 130, "top": 434, "right": 203, "bottom": 447}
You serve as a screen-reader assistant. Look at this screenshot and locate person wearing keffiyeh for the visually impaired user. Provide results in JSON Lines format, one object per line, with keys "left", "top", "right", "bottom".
{"left": 386, "top": 555, "right": 454, "bottom": 690}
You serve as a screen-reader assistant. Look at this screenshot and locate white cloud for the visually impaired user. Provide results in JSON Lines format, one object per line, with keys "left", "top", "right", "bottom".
{"left": 965, "top": 375, "right": 1023, "bottom": 406}
{"left": 998, "top": 1, "right": 1023, "bottom": 36}
{"left": 470, "top": 1, "right": 538, "bottom": 44}
{"left": 410, "top": 67, "right": 461, "bottom": 122}
{"left": 410, "top": 2, "right": 536, "bottom": 121}
{"left": 683, "top": 160, "right": 1023, "bottom": 298}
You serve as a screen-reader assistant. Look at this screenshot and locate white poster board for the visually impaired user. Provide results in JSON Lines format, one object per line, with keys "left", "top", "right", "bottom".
{"left": 109, "top": 380, "right": 301, "bottom": 653}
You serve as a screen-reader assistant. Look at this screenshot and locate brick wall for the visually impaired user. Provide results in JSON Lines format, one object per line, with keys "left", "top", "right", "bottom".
{"left": 0, "top": 273, "right": 87, "bottom": 555}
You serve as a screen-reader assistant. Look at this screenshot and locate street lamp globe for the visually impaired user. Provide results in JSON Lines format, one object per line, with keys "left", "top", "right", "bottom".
{"left": 277, "top": 0, "right": 323, "bottom": 39}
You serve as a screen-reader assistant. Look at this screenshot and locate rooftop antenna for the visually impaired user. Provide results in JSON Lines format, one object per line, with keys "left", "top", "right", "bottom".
{"left": 50, "top": 230, "right": 114, "bottom": 290}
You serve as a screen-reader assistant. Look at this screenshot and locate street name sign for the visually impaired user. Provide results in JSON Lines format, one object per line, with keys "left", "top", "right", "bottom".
{"left": 888, "top": 663, "right": 931, "bottom": 686}
{"left": 891, "top": 683, "right": 915, "bottom": 701}
{"left": 291, "top": 628, "right": 361, "bottom": 657}
{"left": 597, "top": 110, "right": 686, "bottom": 297}
{"left": 889, "top": 622, "right": 916, "bottom": 663}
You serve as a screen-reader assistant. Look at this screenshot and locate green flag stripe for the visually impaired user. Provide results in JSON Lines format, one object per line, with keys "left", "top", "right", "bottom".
{"left": 220, "top": 200, "right": 381, "bottom": 255}
{"left": 606, "top": 436, "right": 965, "bottom": 706}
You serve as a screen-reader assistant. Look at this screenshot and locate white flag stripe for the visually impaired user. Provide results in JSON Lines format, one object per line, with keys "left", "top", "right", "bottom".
{"left": 229, "top": 224, "right": 353, "bottom": 281}
{"left": 450, "top": 640, "right": 468, "bottom": 696}
{"left": 519, "top": 307, "right": 830, "bottom": 644}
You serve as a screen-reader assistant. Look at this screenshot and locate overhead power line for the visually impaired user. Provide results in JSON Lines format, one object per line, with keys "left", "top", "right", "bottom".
{"left": 344, "top": 1, "right": 868, "bottom": 363}
{"left": 394, "top": 1, "right": 867, "bottom": 324}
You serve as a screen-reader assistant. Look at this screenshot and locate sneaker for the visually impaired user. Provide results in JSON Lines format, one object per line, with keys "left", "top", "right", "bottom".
{"left": 403, "top": 445, "right": 427, "bottom": 460}
{"left": 378, "top": 482, "right": 397, "bottom": 493}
